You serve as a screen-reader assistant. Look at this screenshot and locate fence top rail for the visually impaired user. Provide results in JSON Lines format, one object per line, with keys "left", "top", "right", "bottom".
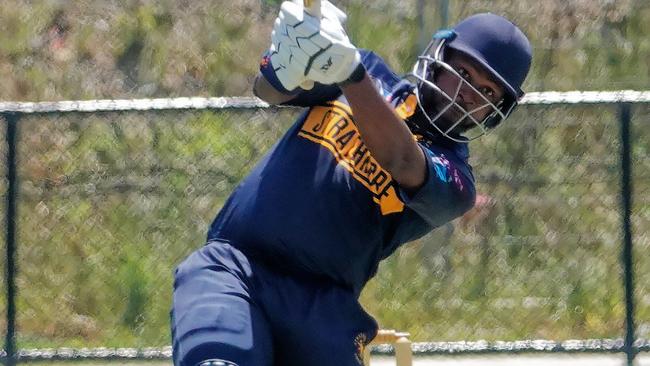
{"left": 0, "top": 91, "right": 649, "bottom": 114}
{"left": 0, "top": 97, "right": 269, "bottom": 114}
{"left": 3, "top": 338, "right": 650, "bottom": 360}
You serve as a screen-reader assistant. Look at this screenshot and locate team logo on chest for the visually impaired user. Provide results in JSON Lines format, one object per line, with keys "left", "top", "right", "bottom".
{"left": 299, "top": 101, "right": 404, "bottom": 215}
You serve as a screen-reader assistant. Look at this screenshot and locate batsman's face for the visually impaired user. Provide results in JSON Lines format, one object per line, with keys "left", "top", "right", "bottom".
{"left": 424, "top": 51, "right": 505, "bottom": 132}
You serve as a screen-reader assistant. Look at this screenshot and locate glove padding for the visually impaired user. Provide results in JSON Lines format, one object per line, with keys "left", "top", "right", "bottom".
{"left": 270, "top": 0, "right": 361, "bottom": 88}
{"left": 267, "top": 42, "right": 309, "bottom": 92}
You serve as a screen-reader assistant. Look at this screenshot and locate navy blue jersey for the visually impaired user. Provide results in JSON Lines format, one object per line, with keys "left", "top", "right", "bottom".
{"left": 208, "top": 50, "right": 476, "bottom": 294}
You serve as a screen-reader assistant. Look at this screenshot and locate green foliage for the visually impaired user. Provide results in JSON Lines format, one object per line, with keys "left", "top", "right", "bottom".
{"left": 1, "top": 1, "right": 649, "bottom": 100}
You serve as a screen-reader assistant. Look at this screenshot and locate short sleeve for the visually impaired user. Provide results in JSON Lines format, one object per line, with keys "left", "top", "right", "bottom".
{"left": 397, "top": 144, "right": 476, "bottom": 227}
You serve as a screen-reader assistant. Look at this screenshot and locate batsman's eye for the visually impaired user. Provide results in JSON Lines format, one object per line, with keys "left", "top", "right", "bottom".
{"left": 480, "top": 86, "right": 496, "bottom": 100}
{"left": 480, "top": 86, "right": 504, "bottom": 105}
{"left": 456, "top": 67, "right": 470, "bottom": 80}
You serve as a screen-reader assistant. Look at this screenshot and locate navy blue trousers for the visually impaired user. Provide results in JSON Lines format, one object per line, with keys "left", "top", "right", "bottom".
{"left": 171, "top": 240, "right": 378, "bottom": 366}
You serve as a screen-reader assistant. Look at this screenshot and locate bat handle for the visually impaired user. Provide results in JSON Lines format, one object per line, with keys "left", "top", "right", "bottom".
{"left": 303, "top": 0, "right": 322, "bottom": 19}
{"left": 299, "top": 0, "right": 320, "bottom": 90}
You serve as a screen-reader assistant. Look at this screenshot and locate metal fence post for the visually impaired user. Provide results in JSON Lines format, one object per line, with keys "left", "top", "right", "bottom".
{"left": 3, "top": 112, "right": 19, "bottom": 366}
{"left": 619, "top": 103, "right": 635, "bottom": 366}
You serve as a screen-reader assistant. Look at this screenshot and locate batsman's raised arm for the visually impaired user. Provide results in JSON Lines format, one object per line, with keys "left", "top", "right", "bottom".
{"left": 255, "top": 0, "right": 427, "bottom": 189}
{"left": 292, "top": 0, "right": 429, "bottom": 190}
{"left": 252, "top": 72, "right": 295, "bottom": 105}
{"left": 340, "top": 73, "right": 428, "bottom": 191}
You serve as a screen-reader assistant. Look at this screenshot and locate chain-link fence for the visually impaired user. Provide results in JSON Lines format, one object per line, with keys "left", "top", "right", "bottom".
{"left": 0, "top": 93, "right": 649, "bottom": 363}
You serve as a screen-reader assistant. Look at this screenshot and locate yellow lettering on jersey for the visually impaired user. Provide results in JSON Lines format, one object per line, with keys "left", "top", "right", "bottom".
{"left": 299, "top": 101, "right": 404, "bottom": 215}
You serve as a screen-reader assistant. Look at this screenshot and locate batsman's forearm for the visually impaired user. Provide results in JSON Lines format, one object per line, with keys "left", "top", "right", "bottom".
{"left": 253, "top": 72, "right": 296, "bottom": 105}
{"left": 341, "top": 74, "right": 426, "bottom": 190}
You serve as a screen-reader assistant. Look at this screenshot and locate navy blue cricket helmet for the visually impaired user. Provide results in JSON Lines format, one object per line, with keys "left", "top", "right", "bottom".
{"left": 408, "top": 13, "right": 533, "bottom": 142}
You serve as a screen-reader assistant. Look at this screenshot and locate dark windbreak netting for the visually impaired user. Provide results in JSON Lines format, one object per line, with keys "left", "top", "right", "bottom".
{"left": 1, "top": 100, "right": 645, "bottom": 352}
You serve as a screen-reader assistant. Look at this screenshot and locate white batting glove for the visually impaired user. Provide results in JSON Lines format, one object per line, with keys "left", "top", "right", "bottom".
{"left": 267, "top": 42, "right": 310, "bottom": 92}
{"left": 269, "top": 1, "right": 322, "bottom": 91}
{"left": 304, "top": 15, "right": 361, "bottom": 86}
{"left": 271, "top": 0, "right": 361, "bottom": 87}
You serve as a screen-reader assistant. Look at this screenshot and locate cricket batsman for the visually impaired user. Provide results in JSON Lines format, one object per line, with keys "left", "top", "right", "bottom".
{"left": 171, "top": 1, "right": 532, "bottom": 365}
